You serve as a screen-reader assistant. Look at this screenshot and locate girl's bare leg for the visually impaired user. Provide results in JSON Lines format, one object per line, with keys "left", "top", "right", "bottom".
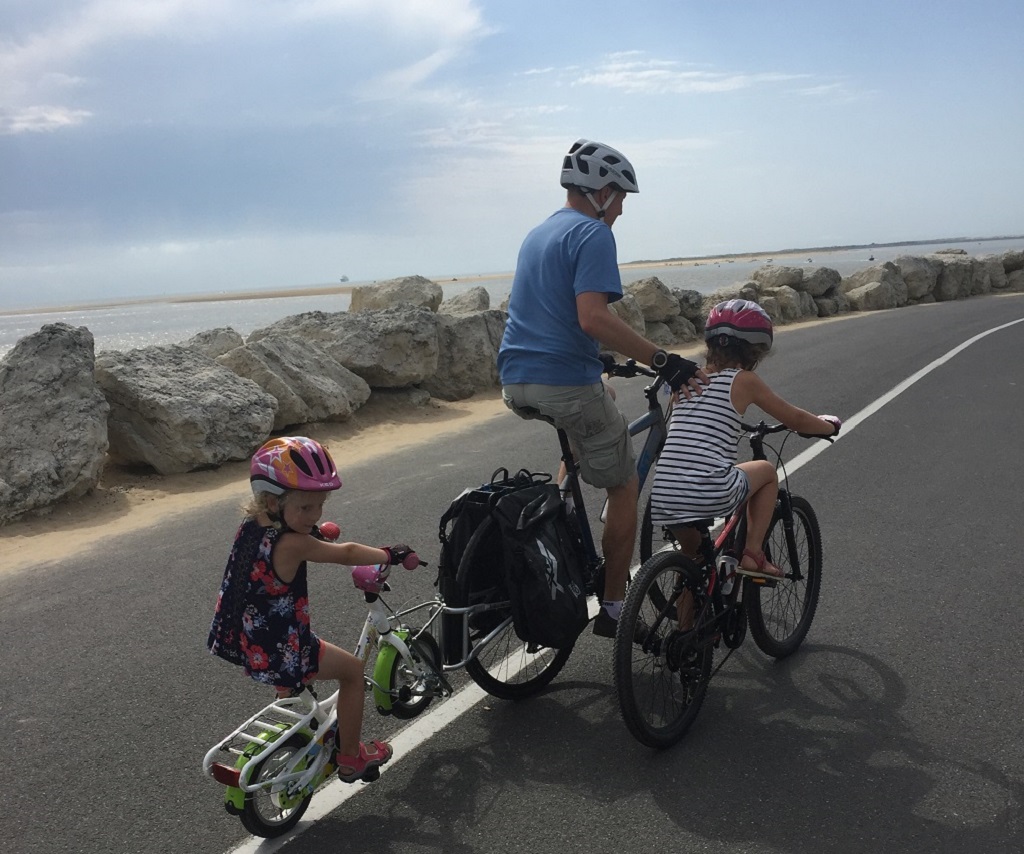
{"left": 312, "top": 641, "right": 365, "bottom": 757}
{"left": 736, "top": 461, "right": 779, "bottom": 566}
{"left": 667, "top": 525, "right": 701, "bottom": 630}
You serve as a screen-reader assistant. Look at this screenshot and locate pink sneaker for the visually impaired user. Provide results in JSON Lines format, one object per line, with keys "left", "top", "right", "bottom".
{"left": 335, "top": 740, "right": 393, "bottom": 783}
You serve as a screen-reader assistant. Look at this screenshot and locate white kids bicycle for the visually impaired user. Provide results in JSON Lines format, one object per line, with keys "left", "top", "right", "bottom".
{"left": 202, "top": 553, "right": 454, "bottom": 838}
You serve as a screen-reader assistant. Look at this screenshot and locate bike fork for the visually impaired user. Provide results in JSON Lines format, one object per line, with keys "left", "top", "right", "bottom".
{"left": 777, "top": 493, "right": 804, "bottom": 581}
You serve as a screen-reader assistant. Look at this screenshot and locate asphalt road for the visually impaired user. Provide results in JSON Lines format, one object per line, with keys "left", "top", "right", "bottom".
{"left": 2, "top": 294, "right": 1023, "bottom": 854}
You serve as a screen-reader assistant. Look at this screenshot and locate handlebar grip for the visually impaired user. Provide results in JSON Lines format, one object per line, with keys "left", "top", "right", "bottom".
{"left": 797, "top": 431, "right": 835, "bottom": 442}
{"left": 317, "top": 522, "right": 341, "bottom": 541}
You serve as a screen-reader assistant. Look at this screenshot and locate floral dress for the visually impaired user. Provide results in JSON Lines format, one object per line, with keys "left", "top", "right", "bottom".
{"left": 207, "top": 518, "right": 321, "bottom": 689}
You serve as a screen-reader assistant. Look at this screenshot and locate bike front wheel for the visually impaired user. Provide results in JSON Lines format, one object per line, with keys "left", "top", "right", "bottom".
{"left": 456, "top": 516, "right": 573, "bottom": 700}
{"left": 240, "top": 734, "right": 313, "bottom": 839}
{"left": 614, "top": 550, "right": 713, "bottom": 749}
{"left": 745, "top": 494, "right": 822, "bottom": 658}
{"left": 389, "top": 631, "right": 442, "bottom": 720}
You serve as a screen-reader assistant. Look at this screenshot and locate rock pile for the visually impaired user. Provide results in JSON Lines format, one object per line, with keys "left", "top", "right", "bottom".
{"left": 2, "top": 254, "right": 1022, "bottom": 524}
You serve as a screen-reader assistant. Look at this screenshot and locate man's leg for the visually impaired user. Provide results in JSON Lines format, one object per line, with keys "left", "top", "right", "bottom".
{"left": 601, "top": 473, "right": 639, "bottom": 603}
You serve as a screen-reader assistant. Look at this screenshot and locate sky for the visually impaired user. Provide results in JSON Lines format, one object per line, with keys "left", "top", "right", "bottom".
{"left": 2, "top": 0, "right": 1023, "bottom": 309}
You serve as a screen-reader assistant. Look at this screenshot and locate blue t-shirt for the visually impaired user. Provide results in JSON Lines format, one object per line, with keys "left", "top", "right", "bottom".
{"left": 497, "top": 207, "right": 623, "bottom": 386}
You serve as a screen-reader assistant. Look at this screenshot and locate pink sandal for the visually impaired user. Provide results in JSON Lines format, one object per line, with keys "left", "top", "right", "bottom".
{"left": 336, "top": 740, "right": 393, "bottom": 784}
{"left": 738, "top": 548, "right": 784, "bottom": 579}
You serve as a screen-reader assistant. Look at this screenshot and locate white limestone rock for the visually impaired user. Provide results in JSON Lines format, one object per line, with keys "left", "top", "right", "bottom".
{"left": 0, "top": 323, "right": 109, "bottom": 523}
{"left": 95, "top": 345, "right": 277, "bottom": 475}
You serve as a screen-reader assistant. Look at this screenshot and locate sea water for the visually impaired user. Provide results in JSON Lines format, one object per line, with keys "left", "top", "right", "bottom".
{"left": 2, "top": 237, "right": 1021, "bottom": 359}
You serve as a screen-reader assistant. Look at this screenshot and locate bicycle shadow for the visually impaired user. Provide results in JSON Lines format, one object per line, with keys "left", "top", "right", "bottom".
{"left": 278, "top": 643, "right": 1023, "bottom": 853}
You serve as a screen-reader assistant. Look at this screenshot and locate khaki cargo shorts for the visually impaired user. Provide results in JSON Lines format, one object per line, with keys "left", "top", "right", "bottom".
{"left": 502, "top": 382, "right": 636, "bottom": 489}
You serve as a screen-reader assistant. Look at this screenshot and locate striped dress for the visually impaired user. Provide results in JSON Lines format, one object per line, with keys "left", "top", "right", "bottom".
{"left": 650, "top": 368, "right": 750, "bottom": 524}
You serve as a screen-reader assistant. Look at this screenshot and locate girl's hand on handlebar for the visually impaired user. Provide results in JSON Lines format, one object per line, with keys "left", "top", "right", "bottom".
{"left": 817, "top": 415, "right": 842, "bottom": 436}
{"left": 381, "top": 544, "right": 422, "bottom": 570}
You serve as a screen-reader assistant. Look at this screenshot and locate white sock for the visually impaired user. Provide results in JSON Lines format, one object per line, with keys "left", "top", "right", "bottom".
{"left": 603, "top": 599, "right": 622, "bottom": 620}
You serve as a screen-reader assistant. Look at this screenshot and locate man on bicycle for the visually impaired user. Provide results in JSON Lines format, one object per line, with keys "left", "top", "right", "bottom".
{"left": 498, "top": 138, "right": 703, "bottom": 637}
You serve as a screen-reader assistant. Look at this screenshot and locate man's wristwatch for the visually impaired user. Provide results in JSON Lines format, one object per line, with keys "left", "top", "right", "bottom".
{"left": 651, "top": 349, "right": 669, "bottom": 369}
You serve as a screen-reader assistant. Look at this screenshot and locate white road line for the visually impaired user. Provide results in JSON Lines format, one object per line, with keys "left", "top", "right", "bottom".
{"left": 783, "top": 315, "right": 1024, "bottom": 475}
{"left": 226, "top": 680, "right": 489, "bottom": 854}
{"left": 224, "top": 314, "right": 1024, "bottom": 853}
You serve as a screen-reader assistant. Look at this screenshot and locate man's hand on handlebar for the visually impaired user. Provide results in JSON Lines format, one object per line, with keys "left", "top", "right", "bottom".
{"left": 651, "top": 349, "right": 707, "bottom": 399}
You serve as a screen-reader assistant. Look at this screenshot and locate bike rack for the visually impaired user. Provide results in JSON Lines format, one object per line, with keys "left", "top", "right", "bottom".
{"left": 202, "top": 692, "right": 334, "bottom": 792}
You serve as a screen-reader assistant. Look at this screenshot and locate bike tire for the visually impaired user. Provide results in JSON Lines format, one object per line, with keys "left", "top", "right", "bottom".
{"left": 389, "top": 631, "right": 442, "bottom": 720}
{"left": 239, "top": 734, "right": 313, "bottom": 839}
{"left": 639, "top": 494, "right": 660, "bottom": 563}
{"left": 745, "top": 494, "right": 822, "bottom": 658}
{"left": 614, "top": 550, "right": 713, "bottom": 749}
{"left": 456, "top": 515, "right": 573, "bottom": 700}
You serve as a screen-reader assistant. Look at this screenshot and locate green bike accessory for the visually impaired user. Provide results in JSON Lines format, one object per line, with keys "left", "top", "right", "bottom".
{"left": 371, "top": 628, "right": 410, "bottom": 712}
{"left": 222, "top": 724, "right": 288, "bottom": 812}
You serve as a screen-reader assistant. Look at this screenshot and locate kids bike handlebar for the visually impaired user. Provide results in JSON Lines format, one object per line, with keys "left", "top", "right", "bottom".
{"left": 742, "top": 420, "right": 837, "bottom": 444}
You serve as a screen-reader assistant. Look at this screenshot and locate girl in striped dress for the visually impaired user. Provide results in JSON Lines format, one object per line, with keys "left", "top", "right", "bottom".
{"left": 650, "top": 300, "right": 841, "bottom": 578}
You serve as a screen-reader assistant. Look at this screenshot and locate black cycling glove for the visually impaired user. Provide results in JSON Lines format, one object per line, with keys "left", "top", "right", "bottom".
{"left": 381, "top": 544, "right": 420, "bottom": 569}
{"left": 651, "top": 349, "right": 699, "bottom": 391}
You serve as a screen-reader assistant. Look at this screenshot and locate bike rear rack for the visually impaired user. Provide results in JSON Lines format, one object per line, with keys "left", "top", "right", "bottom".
{"left": 202, "top": 693, "right": 330, "bottom": 792}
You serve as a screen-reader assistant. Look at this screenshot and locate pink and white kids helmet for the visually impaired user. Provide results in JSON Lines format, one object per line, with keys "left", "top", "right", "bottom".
{"left": 250, "top": 436, "right": 342, "bottom": 496}
{"left": 704, "top": 299, "right": 774, "bottom": 349}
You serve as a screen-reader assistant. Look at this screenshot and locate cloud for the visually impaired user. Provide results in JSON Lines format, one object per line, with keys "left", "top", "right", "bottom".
{"left": 0, "top": 0, "right": 491, "bottom": 133}
{"left": 573, "top": 54, "right": 809, "bottom": 95}
{"left": 0, "top": 104, "right": 92, "bottom": 135}
{"left": 793, "top": 81, "right": 871, "bottom": 103}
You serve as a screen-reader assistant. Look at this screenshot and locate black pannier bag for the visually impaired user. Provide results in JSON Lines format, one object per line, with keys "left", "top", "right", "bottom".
{"left": 436, "top": 468, "right": 539, "bottom": 664}
{"left": 491, "top": 481, "right": 588, "bottom": 649}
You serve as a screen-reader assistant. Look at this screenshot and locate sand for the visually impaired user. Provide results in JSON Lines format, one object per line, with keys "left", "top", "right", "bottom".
{"left": 0, "top": 391, "right": 513, "bottom": 573}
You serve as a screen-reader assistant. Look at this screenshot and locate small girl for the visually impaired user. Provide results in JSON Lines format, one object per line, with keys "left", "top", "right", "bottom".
{"left": 650, "top": 299, "right": 841, "bottom": 578}
{"left": 208, "top": 436, "right": 419, "bottom": 783}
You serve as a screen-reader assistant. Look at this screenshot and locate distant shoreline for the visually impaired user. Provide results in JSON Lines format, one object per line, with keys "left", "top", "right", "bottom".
{"left": 3, "top": 234, "right": 1021, "bottom": 318}
{"left": 626, "top": 234, "right": 1024, "bottom": 266}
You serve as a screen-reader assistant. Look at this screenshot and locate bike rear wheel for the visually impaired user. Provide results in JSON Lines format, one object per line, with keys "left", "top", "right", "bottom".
{"left": 746, "top": 494, "right": 822, "bottom": 658}
{"left": 614, "top": 551, "right": 713, "bottom": 749}
{"left": 240, "top": 734, "right": 313, "bottom": 838}
{"left": 456, "top": 516, "right": 573, "bottom": 699}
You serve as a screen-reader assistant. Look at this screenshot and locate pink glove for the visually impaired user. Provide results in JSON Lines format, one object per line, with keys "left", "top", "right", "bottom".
{"left": 818, "top": 415, "right": 842, "bottom": 436}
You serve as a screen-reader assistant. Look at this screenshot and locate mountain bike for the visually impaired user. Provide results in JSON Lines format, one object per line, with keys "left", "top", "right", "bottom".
{"left": 613, "top": 421, "right": 830, "bottom": 749}
{"left": 446, "top": 359, "right": 670, "bottom": 698}
{"left": 203, "top": 557, "right": 454, "bottom": 838}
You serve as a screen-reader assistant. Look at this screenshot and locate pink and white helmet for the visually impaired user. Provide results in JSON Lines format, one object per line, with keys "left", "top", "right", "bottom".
{"left": 250, "top": 436, "right": 342, "bottom": 496}
{"left": 705, "top": 299, "right": 774, "bottom": 349}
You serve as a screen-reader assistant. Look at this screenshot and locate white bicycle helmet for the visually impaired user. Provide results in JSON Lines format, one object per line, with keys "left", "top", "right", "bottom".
{"left": 560, "top": 139, "right": 639, "bottom": 193}
{"left": 560, "top": 139, "right": 638, "bottom": 218}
